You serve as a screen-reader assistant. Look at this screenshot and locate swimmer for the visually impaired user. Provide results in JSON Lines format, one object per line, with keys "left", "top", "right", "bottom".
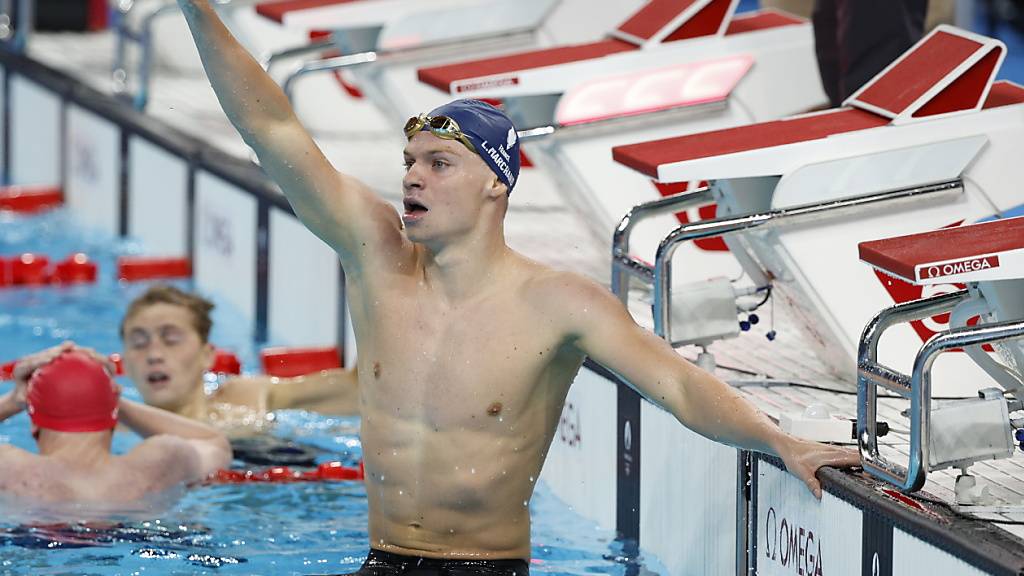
{"left": 119, "top": 284, "right": 358, "bottom": 433}
{"left": 177, "top": 1, "right": 860, "bottom": 572}
{"left": 0, "top": 346, "right": 231, "bottom": 506}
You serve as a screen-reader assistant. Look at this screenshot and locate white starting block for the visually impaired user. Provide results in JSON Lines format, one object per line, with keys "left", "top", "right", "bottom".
{"left": 610, "top": 26, "right": 1024, "bottom": 394}
{"left": 857, "top": 217, "right": 1024, "bottom": 498}
{"left": 248, "top": 0, "right": 641, "bottom": 129}
{"left": 416, "top": 0, "right": 826, "bottom": 300}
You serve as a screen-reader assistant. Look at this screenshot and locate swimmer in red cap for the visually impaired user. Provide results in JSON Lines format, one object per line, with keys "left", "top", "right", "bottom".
{"left": 0, "top": 344, "right": 231, "bottom": 505}
{"left": 178, "top": 2, "right": 858, "bottom": 573}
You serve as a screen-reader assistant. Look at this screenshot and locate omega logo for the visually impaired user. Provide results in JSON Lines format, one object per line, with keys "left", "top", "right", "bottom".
{"left": 764, "top": 506, "right": 824, "bottom": 575}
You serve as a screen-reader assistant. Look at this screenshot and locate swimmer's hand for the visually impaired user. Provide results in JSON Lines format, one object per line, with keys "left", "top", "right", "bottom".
{"left": 10, "top": 342, "right": 77, "bottom": 408}
{"left": 10, "top": 342, "right": 120, "bottom": 408}
{"left": 776, "top": 436, "right": 860, "bottom": 500}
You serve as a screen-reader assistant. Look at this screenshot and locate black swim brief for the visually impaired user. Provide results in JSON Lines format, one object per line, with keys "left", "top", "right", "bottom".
{"left": 334, "top": 549, "right": 529, "bottom": 576}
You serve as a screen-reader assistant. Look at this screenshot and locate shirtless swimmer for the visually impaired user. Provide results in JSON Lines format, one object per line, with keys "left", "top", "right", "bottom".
{"left": 176, "top": 2, "right": 860, "bottom": 573}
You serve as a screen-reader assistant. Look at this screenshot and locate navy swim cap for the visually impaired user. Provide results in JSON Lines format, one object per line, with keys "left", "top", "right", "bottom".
{"left": 422, "top": 99, "right": 521, "bottom": 195}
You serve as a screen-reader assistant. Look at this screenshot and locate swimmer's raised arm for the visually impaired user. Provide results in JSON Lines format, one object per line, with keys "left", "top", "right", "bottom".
{"left": 118, "top": 398, "right": 232, "bottom": 477}
{"left": 547, "top": 274, "right": 859, "bottom": 499}
{"left": 176, "top": 1, "right": 402, "bottom": 267}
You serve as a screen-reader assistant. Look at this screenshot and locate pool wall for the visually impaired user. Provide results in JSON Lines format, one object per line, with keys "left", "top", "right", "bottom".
{"left": 3, "top": 44, "right": 1024, "bottom": 575}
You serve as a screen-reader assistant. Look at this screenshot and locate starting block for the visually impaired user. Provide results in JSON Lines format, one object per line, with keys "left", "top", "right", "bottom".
{"left": 857, "top": 217, "right": 1024, "bottom": 494}
{"left": 611, "top": 26, "right": 1024, "bottom": 396}
{"left": 417, "top": 0, "right": 826, "bottom": 288}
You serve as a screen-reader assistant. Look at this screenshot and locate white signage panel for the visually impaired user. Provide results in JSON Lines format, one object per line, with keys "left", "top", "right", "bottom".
{"left": 268, "top": 208, "right": 340, "bottom": 346}
{"left": 9, "top": 75, "right": 61, "bottom": 187}
{"left": 539, "top": 367, "right": 618, "bottom": 531}
{"left": 194, "top": 171, "right": 257, "bottom": 326}
{"left": 128, "top": 136, "right": 189, "bottom": 256}
{"left": 756, "top": 461, "right": 862, "bottom": 576}
{"left": 65, "top": 104, "right": 120, "bottom": 234}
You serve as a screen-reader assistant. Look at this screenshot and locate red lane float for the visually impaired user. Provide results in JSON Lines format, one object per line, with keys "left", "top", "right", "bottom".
{"left": 2, "top": 349, "right": 242, "bottom": 381}
{"left": 117, "top": 256, "right": 191, "bottom": 281}
{"left": 260, "top": 346, "right": 342, "bottom": 377}
{"left": 0, "top": 186, "right": 63, "bottom": 214}
{"left": 0, "top": 253, "right": 98, "bottom": 287}
{"left": 209, "top": 460, "right": 364, "bottom": 484}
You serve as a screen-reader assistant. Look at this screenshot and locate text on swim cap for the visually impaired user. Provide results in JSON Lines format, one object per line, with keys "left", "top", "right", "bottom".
{"left": 480, "top": 140, "right": 516, "bottom": 188}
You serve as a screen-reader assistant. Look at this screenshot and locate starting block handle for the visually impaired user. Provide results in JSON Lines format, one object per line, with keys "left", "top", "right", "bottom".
{"left": 610, "top": 186, "right": 714, "bottom": 305}
{"left": 651, "top": 179, "right": 962, "bottom": 342}
{"left": 858, "top": 290, "right": 1024, "bottom": 493}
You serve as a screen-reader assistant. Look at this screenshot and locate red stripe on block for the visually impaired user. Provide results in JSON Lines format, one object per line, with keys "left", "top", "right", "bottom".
{"left": 725, "top": 10, "right": 804, "bottom": 35}
{"left": 617, "top": 0, "right": 701, "bottom": 42}
{"left": 662, "top": 0, "right": 733, "bottom": 42}
{"left": 418, "top": 40, "right": 637, "bottom": 92}
{"left": 913, "top": 47, "right": 1001, "bottom": 117}
{"left": 256, "top": 0, "right": 359, "bottom": 23}
{"left": 613, "top": 108, "right": 888, "bottom": 178}
{"left": 983, "top": 80, "right": 1024, "bottom": 109}
{"left": 855, "top": 30, "right": 982, "bottom": 116}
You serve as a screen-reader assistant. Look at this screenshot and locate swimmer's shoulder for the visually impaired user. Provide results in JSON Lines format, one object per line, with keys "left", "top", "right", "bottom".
{"left": 123, "top": 435, "right": 203, "bottom": 484}
{"left": 210, "top": 375, "right": 270, "bottom": 409}
{"left": 513, "top": 257, "right": 612, "bottom": 326}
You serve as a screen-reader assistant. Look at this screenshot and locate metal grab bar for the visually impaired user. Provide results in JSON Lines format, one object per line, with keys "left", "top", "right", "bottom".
{"left": 261, "top": 39, "right": 337, "bottom": 72}
{"left": 857, "top": 289, "right": 1024, "bottom": 492}
{"left": 609, "top": 186, "right": 714, "bottom": 305}
{"left": 282, "top": 51, "right": 378, "bottom": 103}
{"left": 651, "top": 179, "right": 963, "bottom": 340}
{"left": 113, "top": 1, "right": 180, "bottom": 110}
{"left": 0, "top": 0, "right": 33, "bottom": 52}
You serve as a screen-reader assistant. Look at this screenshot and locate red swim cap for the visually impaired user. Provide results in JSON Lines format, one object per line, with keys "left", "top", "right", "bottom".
{"left": 27, "top": 351, "right": 119, "bottom": 433}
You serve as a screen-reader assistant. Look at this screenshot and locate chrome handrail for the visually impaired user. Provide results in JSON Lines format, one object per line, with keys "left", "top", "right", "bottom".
{"left": 609, "top": 186, "right": 714, "bottom": 305}
{"left": 857, "top": 289, "right": 1024, "bottom": 492}
{"left": 261, "top": 39, "right": 337, "bottom": 72}
{"left": 651, "top": 179, "right": 963, "bottom": 340}
{"left": 113, "top": 1, "right": 180, "bottom": 110}
{"left": 0, "top": 0, "right": 33, "bottom": 52}
{"left": 282, "top": 51, "right": 378, "bottom": 103}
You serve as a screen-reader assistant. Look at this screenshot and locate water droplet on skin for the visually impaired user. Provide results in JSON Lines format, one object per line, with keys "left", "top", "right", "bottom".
{"left": 529, "top": 476, "right": 535, "bottom": 482}
{"left": 523, "top": 500, "right": 528, "bottom": 507}
{"left": 399, "top": 490, "right": 404, "bottom": 495}
{"left": 471, "top": 468, "right": 476, "bottom": 474}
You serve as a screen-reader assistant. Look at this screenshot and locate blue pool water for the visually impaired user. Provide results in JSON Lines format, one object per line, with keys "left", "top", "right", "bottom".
{"left": 0, "top": 209, "right": 665, "bottom": 575}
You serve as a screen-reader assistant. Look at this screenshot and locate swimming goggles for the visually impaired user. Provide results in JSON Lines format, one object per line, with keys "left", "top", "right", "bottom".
{"left": 404, "top": 114, "right": 477, "bottom": 153}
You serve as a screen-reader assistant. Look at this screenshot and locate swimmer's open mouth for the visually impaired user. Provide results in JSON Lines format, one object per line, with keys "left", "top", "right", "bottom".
{"left": 146, "top": 371, "right": 170, "bottom": 386}
{"left": 403, "top": 199, "right": 428, "bottom": 218}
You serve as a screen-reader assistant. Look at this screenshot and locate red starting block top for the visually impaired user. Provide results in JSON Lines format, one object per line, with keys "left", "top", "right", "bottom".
{"left": 613, "top": 108, "right": 889, "bottom": 178}
{"left": 846, "top": 26, "right": 1005, "bottom": 121}
{"left": 859, "top": 217, "right": 1024, "bottom": 285}
{"left": 256, "top": 0, "right": 358, "bottom": 23}
{"left": 417, "top": 9, "right": 802, "bottom": 93}
{"left": 611, "top": 80, "right": 1024, "bottom": 179}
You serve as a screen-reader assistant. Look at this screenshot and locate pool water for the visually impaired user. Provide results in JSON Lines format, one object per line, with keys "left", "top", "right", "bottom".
{"left": 0, "top": 209, "right": 666, "bottom": 575}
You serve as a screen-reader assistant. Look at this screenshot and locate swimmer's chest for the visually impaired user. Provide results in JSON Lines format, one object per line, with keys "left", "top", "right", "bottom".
{"left": 360, "top": 284, "right": 574, "bottom": 422}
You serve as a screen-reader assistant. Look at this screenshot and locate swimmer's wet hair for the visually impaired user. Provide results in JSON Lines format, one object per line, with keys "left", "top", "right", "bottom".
{"left": 120, "top": 284, "right": 215, "bottom": 343}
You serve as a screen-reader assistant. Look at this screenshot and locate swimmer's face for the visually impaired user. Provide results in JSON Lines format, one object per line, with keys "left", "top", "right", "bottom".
{"left": 401, "top": 132, "right": 506, "bottom": 244}
{"left": 121, "top": 302, "right": 214, "bottom": 413}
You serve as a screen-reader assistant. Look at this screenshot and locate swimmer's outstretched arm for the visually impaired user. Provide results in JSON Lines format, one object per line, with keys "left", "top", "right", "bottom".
{"left": 217, "top": 367, "right": 360, "bottom": 416}
{"left": 118, "top": 398, "right": 232, "bottom": 476}
{"left": 551, "top": 275, "right": 860, "bottom": 499}
{"left": 176, "top": 1, "right": 404, "bottom": 267}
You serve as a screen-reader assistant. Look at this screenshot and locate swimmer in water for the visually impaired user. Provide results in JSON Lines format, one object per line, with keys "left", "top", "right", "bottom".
{"left": 119, "top": 284, "right": 359, "bottom": 434}
{"left": 177, "top": 2, "right": 860, "bottom": 572}
{"left": 0, "top": 347, "right": 231, "bottom": 506}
